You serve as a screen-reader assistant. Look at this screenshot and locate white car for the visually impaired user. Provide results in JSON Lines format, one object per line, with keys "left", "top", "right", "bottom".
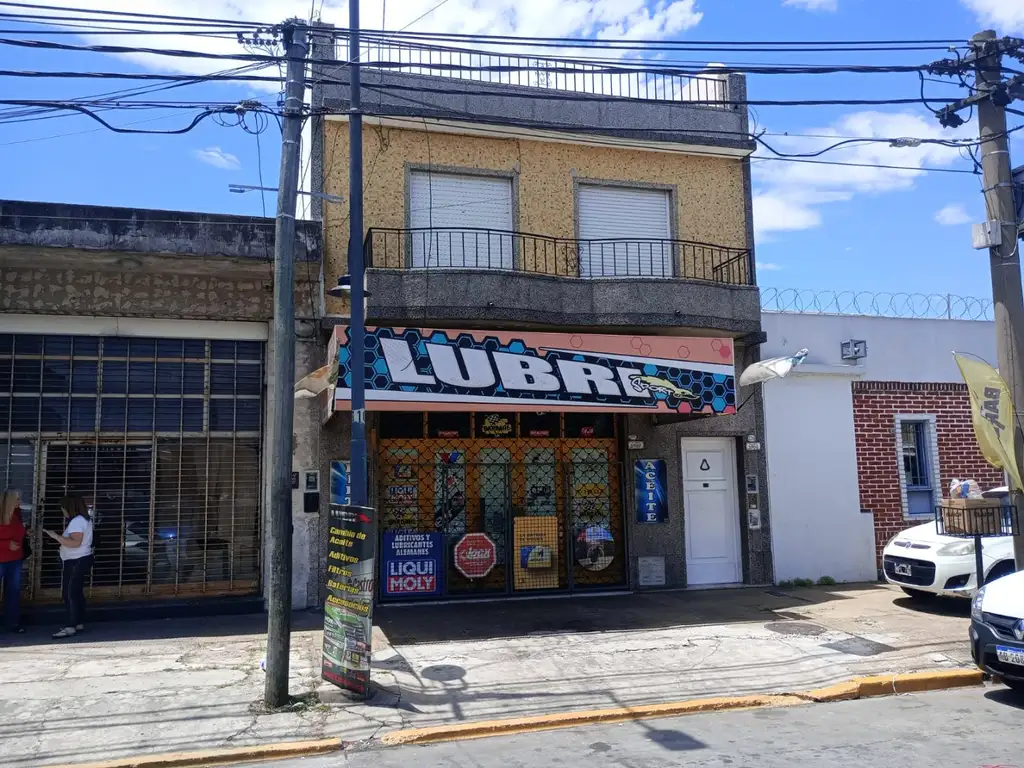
{"left": 970, "top": 569, "right": 1024, "bottom": 693}
{"left": 881, "top": 488, "right": 1016, "bottom": 599}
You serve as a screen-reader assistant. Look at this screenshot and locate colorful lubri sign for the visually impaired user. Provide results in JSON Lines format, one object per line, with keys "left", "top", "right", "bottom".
{"left": 331, "top": 328, "right": 735, "bottom": 414}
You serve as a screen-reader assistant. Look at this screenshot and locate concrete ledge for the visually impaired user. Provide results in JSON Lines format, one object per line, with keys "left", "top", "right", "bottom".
{"left": 381, "top": 668, "right": 986, "bottom": 747}
{"left": 58, "top": 739, "right": 343, "bottom": 768}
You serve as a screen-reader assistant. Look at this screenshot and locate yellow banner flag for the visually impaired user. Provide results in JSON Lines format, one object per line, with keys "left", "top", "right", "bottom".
{"left": 953, "top": 353, "right": 1024, "bottom": 491}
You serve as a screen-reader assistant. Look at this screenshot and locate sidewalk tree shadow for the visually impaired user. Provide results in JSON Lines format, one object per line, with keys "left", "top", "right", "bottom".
{"left": 376, "top": 584, "right": 883, "bottom": 645}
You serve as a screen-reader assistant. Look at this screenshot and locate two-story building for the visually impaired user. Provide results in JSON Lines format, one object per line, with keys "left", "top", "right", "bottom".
{"left": 306, "top": 39, "right": 772, "bottom": 601}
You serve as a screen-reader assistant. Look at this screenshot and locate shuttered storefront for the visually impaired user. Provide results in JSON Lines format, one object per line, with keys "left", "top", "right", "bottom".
{"left": 409, "top": 171, "right": 514, "bottom": 269}
{"left": 0, "top": 331, "right": 264, "bottom": 603}
{"left": 577, "top": 184, "right": 673, "bottom": 277}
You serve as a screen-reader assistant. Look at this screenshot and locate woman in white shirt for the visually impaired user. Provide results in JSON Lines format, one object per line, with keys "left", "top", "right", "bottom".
{"left": 44, "top": 495, "right": 94, "bottom": 639}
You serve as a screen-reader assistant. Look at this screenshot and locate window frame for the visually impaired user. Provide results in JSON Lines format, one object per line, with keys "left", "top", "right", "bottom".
{"left": 893, "top": 414, "right": 941, "bottom": 519}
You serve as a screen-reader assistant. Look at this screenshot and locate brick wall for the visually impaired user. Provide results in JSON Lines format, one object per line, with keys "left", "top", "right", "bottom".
{"left": 852, "top": 381, "right": 1003, "bottom": 566}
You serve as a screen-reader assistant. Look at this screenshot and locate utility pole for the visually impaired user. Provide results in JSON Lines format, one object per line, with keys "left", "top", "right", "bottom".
{"left": 265, "top": 19, "right": 308, "bottom": 709}
{"left": 348, "top": 0, "right": 368, "bottom": 508}
{"left": 972, "top": 31, "right": 1024, "bottom": 573}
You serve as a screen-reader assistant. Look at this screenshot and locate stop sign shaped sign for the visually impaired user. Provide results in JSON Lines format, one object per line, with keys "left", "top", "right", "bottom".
{"left": 454, "top": 533, "right": 497, "bottom": 579}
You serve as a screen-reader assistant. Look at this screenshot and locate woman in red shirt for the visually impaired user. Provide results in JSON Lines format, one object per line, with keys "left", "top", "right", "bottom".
{"left": 0, "top": 489, "right": 27, "bottom": 634}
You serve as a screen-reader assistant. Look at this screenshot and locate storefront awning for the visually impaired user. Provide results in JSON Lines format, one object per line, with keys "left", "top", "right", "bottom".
{"left": 330, "top": 327, "right": 735, "bottom": 415}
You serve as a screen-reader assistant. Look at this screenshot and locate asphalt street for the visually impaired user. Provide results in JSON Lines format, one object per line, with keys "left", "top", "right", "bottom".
{"left": 248, "top": 685, "right": 1024, "bottom": 767}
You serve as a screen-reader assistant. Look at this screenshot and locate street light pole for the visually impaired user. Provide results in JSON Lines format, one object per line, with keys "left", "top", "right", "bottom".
{"left": 347, "top": 0, "right": 368, "bottom": 508}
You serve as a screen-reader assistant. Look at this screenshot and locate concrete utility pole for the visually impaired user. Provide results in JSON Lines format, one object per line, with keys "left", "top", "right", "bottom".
{"left": 265, "top": 19, "right": 308, "bottom": 709}
{"left": 348, "top": 0, "right": 369, "bottom": 508}
{"left": 973, "top": 31, "right": 1024, "bottom": 572}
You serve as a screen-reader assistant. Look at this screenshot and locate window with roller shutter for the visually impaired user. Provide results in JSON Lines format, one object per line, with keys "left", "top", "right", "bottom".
{"left": 577, "top": 184, "right": 673, "bottom": 278}
{"left": 409, "top": 171, "right": 514, "bottom": 269}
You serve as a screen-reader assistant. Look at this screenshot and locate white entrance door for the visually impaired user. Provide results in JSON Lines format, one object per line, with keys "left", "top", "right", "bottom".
{"left": 681, "top": 438, "right": 742, "bottom": 585}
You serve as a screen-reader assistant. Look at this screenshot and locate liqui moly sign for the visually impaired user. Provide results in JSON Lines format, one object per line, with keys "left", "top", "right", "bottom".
{"left": 381, "top": 532, "right": 443, "bottom": 598}
{"left": 332, "top": 327, "right": 735, "bottom": 414}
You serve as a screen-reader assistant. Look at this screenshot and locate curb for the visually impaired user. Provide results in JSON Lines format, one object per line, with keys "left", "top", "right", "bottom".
{"left": 381, "top": 668, "right": 986, "bottom": 746}
{"left": 60, "top": 739, "right": 343, "bottom": 768}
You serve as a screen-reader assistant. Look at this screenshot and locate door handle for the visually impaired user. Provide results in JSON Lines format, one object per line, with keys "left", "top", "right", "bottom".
{"left": 702, "top": 482, "right": 710, "bottom": 488}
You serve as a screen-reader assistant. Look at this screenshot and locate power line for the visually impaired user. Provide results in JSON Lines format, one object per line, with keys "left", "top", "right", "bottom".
{"left": 0, "top": 2, "right": 268, "bottom": 27}
{"left": 324, "top": 26, "right": 969, "bottom": 50}
{"left": 751, "top": 155, "right": 978, "bottom": 174}
{"left": 367, "top": 112, "right": 980, "bottom": 175}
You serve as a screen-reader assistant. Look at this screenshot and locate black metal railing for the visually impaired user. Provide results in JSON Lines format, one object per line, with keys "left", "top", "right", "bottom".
{"left": 935, "top": 502, "right": 1018, "bottom": 538}
{"left": 364, "top": 227, "right": 753, "bottom": 285}
{"left": 340, "top": 39, "right": 732, "bottom": 107}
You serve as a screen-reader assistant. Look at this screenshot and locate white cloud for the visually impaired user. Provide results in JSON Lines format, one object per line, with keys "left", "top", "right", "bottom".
{"left": 194, "top": 146, "right": 241, "bottom": 170}
{"left": 961, "top": 0, "right": 1024, "bottom": 32}
{"left": 756, "top": 261, "right": 783, "bottom": 271}
{"left": 752, "top": 111, "right": 970, "bottom": 238}
{"left": 783, "top": 0, "right": 838, "bottom": 10}
{"left": 935, "top": 203, "right": 972, "bottom": 226}
{"left": 39, "top": 2, "right": 704, "bottom": 82}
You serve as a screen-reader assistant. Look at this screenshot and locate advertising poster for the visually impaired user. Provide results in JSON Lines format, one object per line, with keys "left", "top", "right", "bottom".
{"left": 513, "top": 516, "right": 559, "bottom": 590}
{"left": 381, "top": 531, "right": 443, "bottom": 598}
{"left": 330, "top": 461, "right": 351, "bottom": 506}
{"left": 321, "top": 503, "right": 375, "bottom": 697}
{"left": 635, "top": 459, "right": 667, "bottom": 523}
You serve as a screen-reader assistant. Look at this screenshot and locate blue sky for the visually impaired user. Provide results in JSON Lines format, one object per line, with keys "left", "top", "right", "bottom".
{"left": 1, "top": 0, "right": 1022, "bottom": 300}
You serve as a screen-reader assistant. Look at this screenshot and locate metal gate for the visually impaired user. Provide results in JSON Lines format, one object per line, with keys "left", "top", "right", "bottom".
{"left": 377, "top": 435, "right": 626, "bottom": 600}
{"left": 0, "top": 332, "right": 264, "bottom": 602}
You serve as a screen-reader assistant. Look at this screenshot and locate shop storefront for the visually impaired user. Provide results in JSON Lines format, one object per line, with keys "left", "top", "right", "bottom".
{"left": 0, "top": 326, "right": 266, "bottom": 604}
{"left": 330, "top": 326, "right": 737, "bottom": 601}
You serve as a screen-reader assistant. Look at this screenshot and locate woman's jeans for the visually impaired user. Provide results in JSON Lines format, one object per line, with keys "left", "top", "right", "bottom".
{"left": 1, "top": 560, "right": 22, "bottom": 629}
{"left": 61, "top": 555, "right": 93, "bottom": 628}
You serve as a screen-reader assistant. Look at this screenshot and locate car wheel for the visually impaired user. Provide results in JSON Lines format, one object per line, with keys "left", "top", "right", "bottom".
{"left": 985, "top": 561, "right": 1016, "bottom": 585}
{"left": 900, "top": 587, "right": 934, "bottom": 601}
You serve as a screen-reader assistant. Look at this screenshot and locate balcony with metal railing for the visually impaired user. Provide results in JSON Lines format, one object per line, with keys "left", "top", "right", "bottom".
{"left": 317, "top": 38, "right": 752, "bottom": 151}
{"left": 364, "top": 227, "right": 761, "bottom": 334}
{"left": 365, "top": 227, "right": 753, "bottom": 284}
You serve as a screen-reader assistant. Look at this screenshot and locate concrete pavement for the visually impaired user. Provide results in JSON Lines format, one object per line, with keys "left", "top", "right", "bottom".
{"left": 0, "top": 584, "right": 978, "bottom": 766}
{"left": 258, "top": 685, "right": 1024, "bottom": 768}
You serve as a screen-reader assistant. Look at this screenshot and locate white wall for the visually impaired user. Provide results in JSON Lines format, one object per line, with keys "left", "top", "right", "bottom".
{"left": 760, "top": 312, "right": 995, "bottom": 584}
{"left": 761, "top": 313, "right": 995, "bottom": 381}
{"left": 764, "top": 372, "right": 876, "bottom": 583}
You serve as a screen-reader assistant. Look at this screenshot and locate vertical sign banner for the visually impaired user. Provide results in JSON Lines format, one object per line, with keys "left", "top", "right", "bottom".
{"left": 635, "top": 459, "right": 668, "bottom": 523}
{"left": 322, "top": 502, "right": 376, "bottom": 697}
{"left": 381, "top": 532, "right": 443, "bottom": 598}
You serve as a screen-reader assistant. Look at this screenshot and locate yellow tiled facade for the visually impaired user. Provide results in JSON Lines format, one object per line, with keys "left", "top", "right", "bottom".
{"left": 322, "top": 121, "right": 749, "bottom": 314}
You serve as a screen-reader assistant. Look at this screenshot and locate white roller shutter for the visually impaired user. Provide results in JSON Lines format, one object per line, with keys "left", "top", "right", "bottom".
{"left": 578, "top": 185, "right": 673, "bottom": 278}
{"left": 409, "top": 172, "right": 514, "bottom": 269}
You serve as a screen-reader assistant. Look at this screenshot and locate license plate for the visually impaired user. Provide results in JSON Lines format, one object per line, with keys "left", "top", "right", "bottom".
{"left": 996, "top": 645, "right": 1024, "bottom": 667}
{"left": 894, "top": 563, "right": 912, "bottom": 576}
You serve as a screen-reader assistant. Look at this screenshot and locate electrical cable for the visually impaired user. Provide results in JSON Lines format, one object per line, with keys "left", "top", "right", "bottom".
{"left": 0, "top": 100, "right": 265, "bottom": 133}
{"left": 362, "top": 112, "right": 982, "bottom": 176}
{"left": 0, "top": 2, "right": 269, "bottom": 27}
{"left": 354, "top": 83, "right": 1022, "bottom": 150}
{"left": 324, "top": 26, "right": 968, "bottom": 50}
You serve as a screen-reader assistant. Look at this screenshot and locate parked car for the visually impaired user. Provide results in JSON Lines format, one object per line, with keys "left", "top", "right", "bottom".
{"left": 970, "top": 568, "right": 1024, "bottom": 693}
{"left": 881, "top": 487, "right": 1016, "bottom": 599}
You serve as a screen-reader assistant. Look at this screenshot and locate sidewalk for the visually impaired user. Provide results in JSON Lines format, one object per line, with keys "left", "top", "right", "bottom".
{"left": 0, "top": 584, "right": 974, "bottom": 766}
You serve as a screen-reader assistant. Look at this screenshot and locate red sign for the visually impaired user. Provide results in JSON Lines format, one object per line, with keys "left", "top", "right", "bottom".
{"left": 454, "top": 533, "right": 497, "bottom": 579}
